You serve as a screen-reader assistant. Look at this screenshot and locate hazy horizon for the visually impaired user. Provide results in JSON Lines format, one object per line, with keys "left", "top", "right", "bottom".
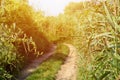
{"left": 28, "top": 0, "right": 88, "bottom": 16}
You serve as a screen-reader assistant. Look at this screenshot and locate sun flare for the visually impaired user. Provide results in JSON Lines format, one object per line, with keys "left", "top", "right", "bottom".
{"left": 28, "top": 0, "right": 86, "bottom": 16}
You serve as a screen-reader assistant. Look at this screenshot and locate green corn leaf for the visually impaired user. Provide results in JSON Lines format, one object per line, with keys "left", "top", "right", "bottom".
{"left": 99, "top": 71, "right": 111, "bottom": 80}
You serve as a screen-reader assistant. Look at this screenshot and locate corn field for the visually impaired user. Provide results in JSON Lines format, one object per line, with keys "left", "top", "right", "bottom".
{"left": 1, "top": 0, "right": 120, "bottom": 80}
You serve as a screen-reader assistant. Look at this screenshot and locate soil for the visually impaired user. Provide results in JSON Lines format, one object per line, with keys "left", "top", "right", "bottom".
{"left": 55, "top": 43, "right": 78, "bottom": 80}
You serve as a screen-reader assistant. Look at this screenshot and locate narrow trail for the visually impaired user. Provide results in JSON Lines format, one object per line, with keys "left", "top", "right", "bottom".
{"left": 17, "top": 45, "right": 56, "bottom": 80}
{"left": 56, "top": 43, "right": 78, "bottom": 80}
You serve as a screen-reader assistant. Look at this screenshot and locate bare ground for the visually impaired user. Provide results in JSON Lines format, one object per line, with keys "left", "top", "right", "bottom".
{"left": 56, "top": 43, "right": 78, "bottom": 80}
{"left": 17, "top": 45, "right": 56, "bottom": 80}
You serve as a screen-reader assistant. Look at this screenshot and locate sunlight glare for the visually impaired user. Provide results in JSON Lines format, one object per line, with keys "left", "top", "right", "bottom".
{"left": 28, "top": 0, "right": 86, "bottom": 16}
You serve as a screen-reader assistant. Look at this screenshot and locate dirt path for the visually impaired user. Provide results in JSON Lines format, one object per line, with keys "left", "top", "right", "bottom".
{"left": 56, "top": 43, "right": 78, "bottom": 80}
{"left": 17, "top": 45, "right": 56, "bottom": 80}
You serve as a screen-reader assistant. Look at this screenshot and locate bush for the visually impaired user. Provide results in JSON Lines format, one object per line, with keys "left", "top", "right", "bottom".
{"left": 0, "top": 67, "right": 12, "bottom": 80}
{"left": 0, "top": 23, "right": 40, "bottom": 79}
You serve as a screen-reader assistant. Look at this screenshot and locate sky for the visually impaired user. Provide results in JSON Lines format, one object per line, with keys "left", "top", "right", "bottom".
{"left": 28, "top": 0, "right": 87, "bottom": 16}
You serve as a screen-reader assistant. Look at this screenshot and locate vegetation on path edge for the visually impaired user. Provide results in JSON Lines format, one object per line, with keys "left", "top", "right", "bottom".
{"left": 26, "top": 44, "right": 69, "bottom": 80}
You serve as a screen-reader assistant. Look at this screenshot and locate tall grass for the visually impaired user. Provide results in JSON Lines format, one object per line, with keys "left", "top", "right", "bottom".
{"left": 0, "top": 23, "right": 40, "bottom": 79}
{"left": 77, "top": 0, "right": 120, "bottom": 80}
{"left": 0, "top": 24, "right": 23, "bottom": 79}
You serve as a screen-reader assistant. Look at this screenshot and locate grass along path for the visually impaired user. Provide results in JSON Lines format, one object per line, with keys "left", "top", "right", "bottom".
{"left": 56, "top": 43, "right": 78, "bottom": 80}
{"left": 26, "top": 43, "right": 69, "bottom": 80}
{"left": 17, "top": 44, "right": 56, "bottom": 80}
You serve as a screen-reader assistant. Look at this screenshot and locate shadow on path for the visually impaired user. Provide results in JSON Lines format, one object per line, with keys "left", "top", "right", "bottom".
{"left": 17, "top": 45, "right": 56, "bottom": 80}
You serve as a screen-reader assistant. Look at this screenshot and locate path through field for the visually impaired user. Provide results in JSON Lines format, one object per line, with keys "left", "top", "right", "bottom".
{"left": 17, "top": 43, "right": 78, "bottom": 80}
{"left": 56, "top": 43, "right": 78, "bottom": 80}
{"left": 17, "top": 45, "right": 56, "bottom": 80}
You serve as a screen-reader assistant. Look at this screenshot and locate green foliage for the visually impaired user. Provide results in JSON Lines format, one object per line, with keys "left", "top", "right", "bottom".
{"left": 73, "top": 0, "right": 120, "bottom": 80}
{"left": 0, "top": 67, "right": 12, "bottom": 80}
{"left": 0, "top": 24, "right": 23, "bottom": 77}
{"left": 0, "top": 0, "right": 51, "bottom": 79}
{"left": 90, "top": 1, "right": 120, "bottom": 79}
{"left": 90, "top": 51, "right": 120, "bottom": 80}
{"left": 0, "top": 0, "right": 50, "bottom": 53}
{"left": 1, "top": 0, "right": 120, "bottom": 80}
{"left": 0, "top": 23, "right": 40, "bottom": 79}
{"left": 55, "top": 43, "right": 69, "bottom": 56}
